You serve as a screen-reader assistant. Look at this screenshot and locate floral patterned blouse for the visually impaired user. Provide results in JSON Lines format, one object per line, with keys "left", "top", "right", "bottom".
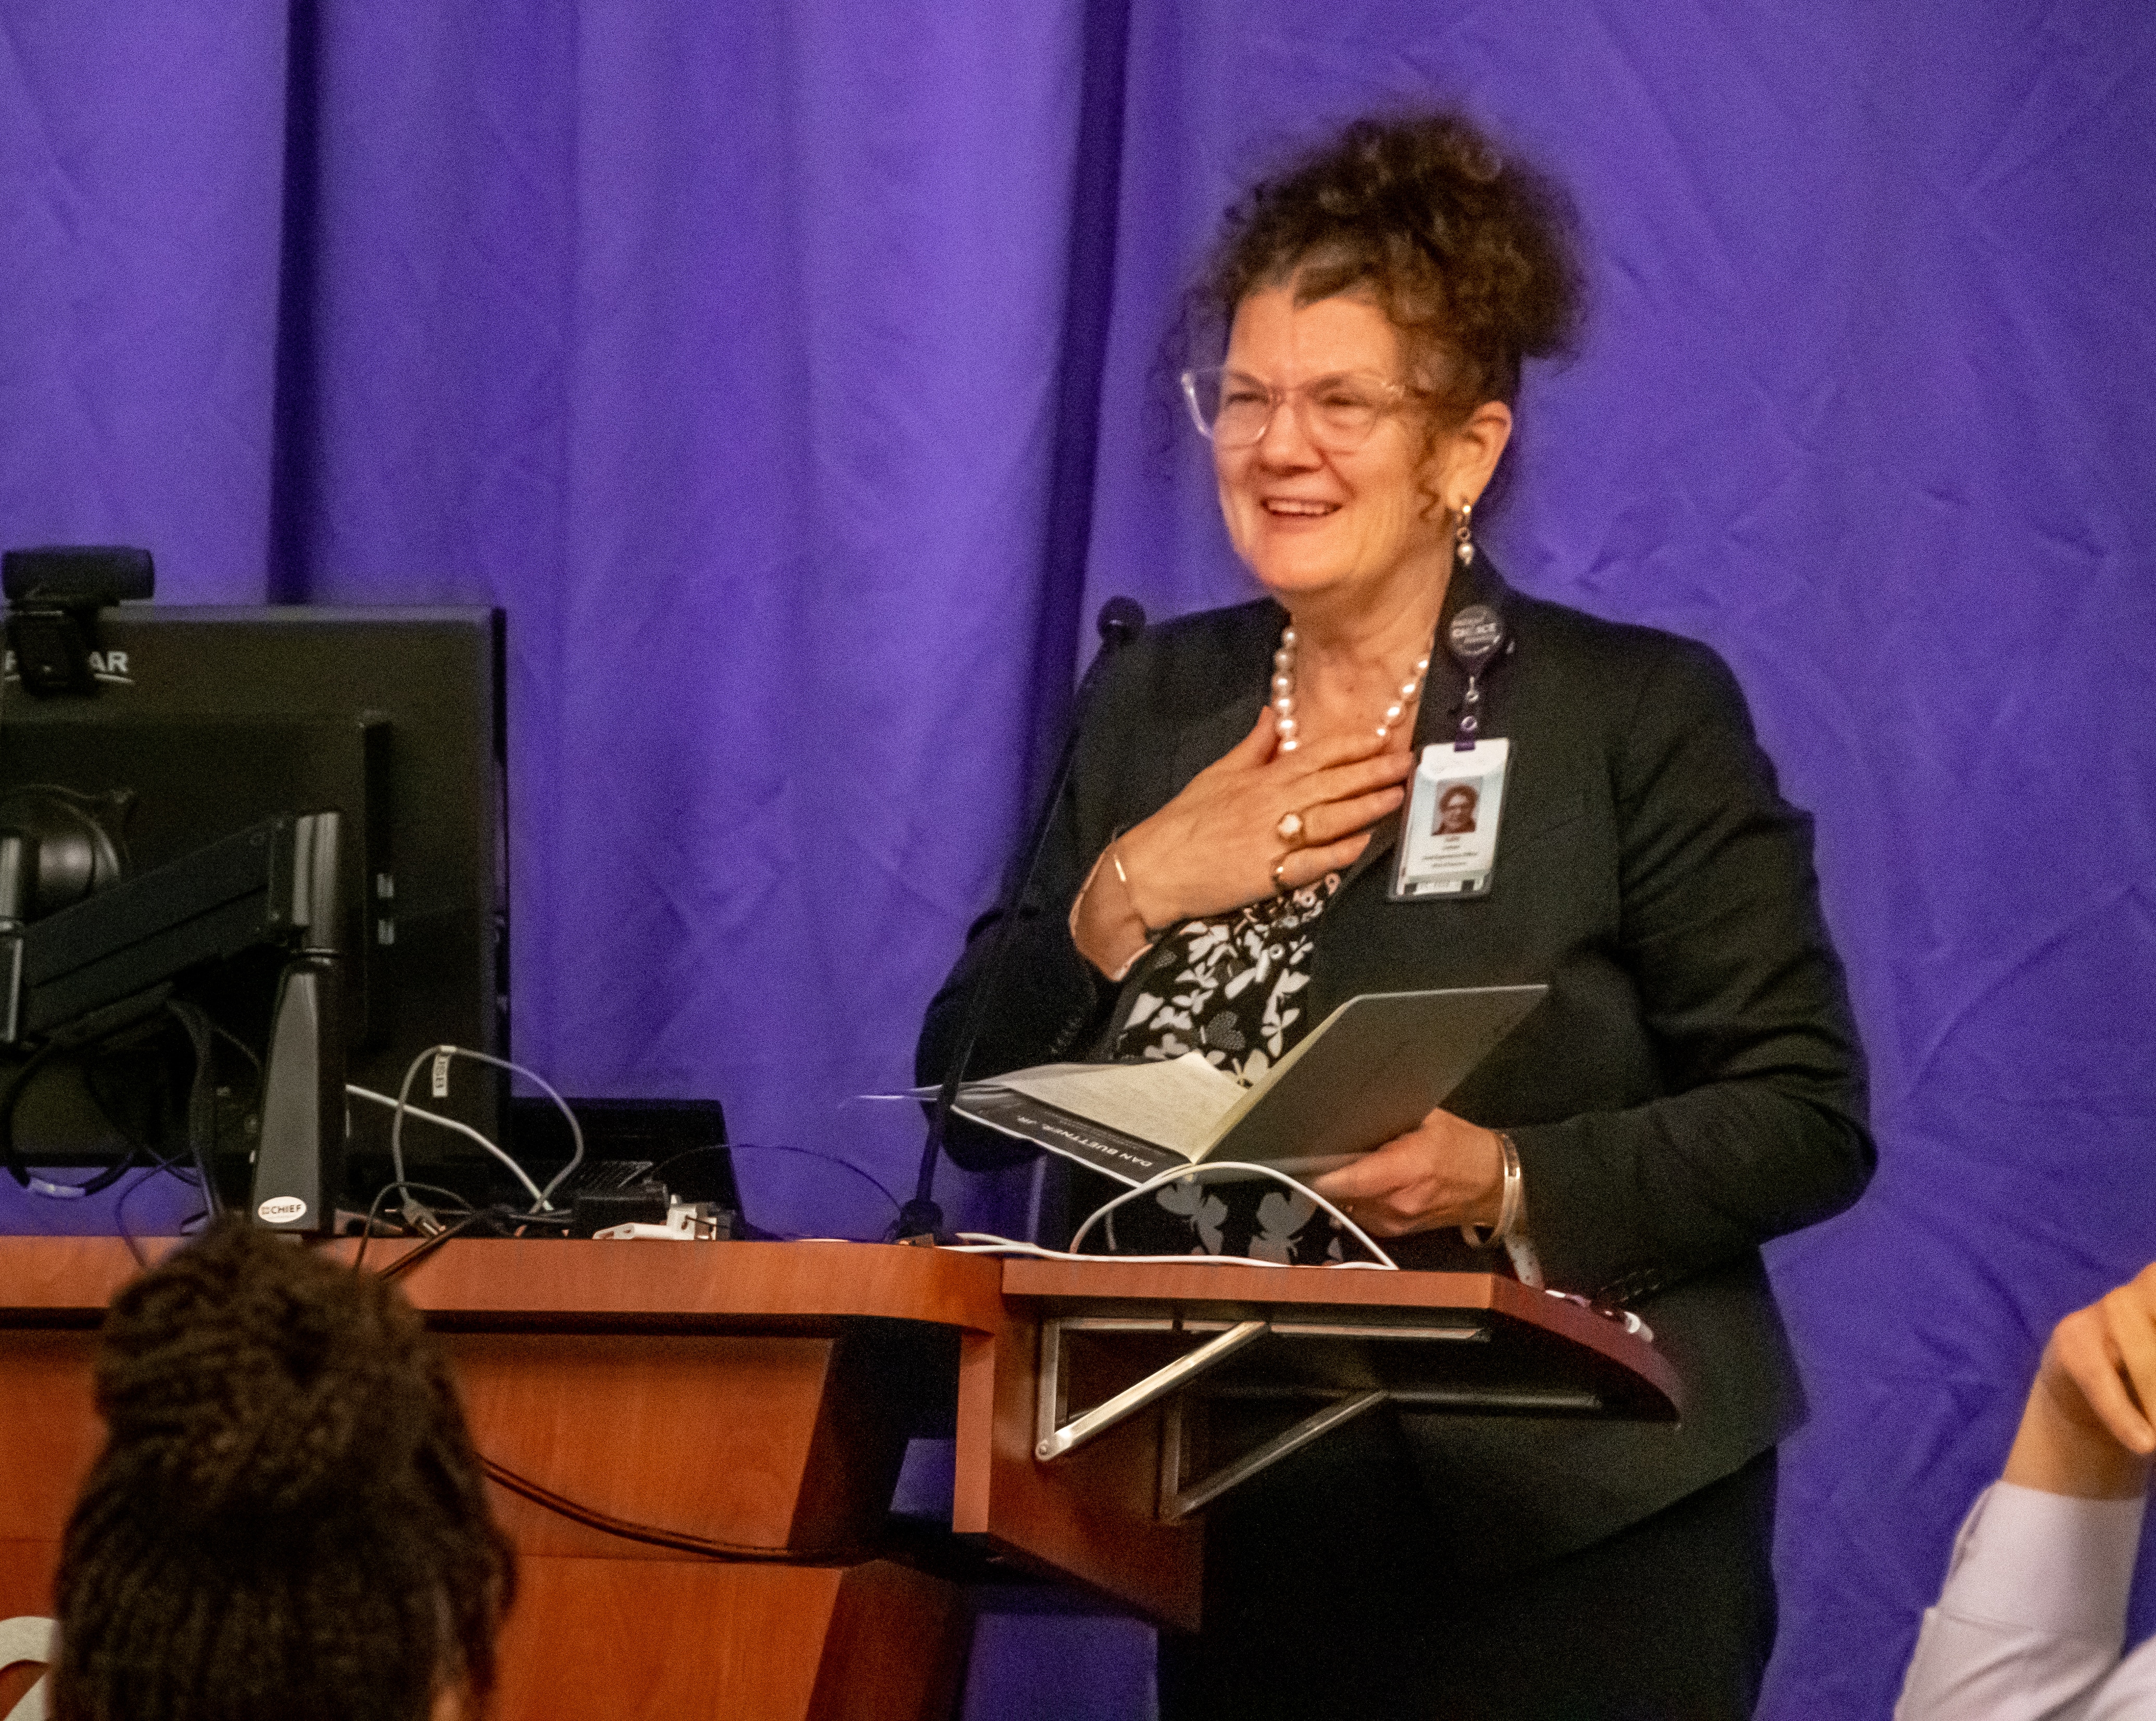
{"left": 1104, "top": 875, "right": 1355, "bottom": 1263}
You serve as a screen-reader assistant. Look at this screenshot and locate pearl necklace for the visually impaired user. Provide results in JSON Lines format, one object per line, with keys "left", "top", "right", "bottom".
{"left": 1270, "top": 627, "right": 1432, "bottom": 753}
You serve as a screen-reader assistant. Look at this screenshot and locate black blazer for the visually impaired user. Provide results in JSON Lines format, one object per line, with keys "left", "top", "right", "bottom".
{"left": 918, "top": 556, "right": 1873, "bottom": 1571}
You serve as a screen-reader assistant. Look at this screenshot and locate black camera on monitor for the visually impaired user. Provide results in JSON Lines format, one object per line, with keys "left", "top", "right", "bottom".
{"left": 2, "top": 546, "right": 155, "bottom": 698}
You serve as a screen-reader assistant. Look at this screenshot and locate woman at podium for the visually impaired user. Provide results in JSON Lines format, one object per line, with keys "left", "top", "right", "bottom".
{"left": 919, "top": 110, "right": 1871, "bottom": 1720}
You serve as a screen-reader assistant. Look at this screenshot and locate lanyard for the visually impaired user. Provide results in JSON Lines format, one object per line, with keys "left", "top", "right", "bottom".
{"left": 1445, "top": 603, "right": 1506, "bottom": 747}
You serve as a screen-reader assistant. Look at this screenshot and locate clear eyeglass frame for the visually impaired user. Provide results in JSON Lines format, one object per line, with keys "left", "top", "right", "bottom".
{"left": 1179, "top": 366, "right": 1411, "bottom": 452}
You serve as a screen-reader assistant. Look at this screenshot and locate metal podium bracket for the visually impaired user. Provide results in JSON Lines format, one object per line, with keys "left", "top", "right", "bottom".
{"left": 1035, "top": 1307, "right": 1618, "bottom": 1519}
{"left": 1157, "top": 1387, "right": 1386, "bottom": 1522}
{"left": 1032, "top": 1312, "right": 1491, "bottom": 1466}
{"left": 1035, "top": 1317, "right": 1268, "bottom": 1461}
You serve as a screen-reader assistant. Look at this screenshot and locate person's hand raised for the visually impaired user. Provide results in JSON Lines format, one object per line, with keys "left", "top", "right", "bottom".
{"left": 1074, "top": 707, "right": 1410, "bottom": 976}
{"left": 2003, "top": 1263, "right": 2156, "bottom": 1499}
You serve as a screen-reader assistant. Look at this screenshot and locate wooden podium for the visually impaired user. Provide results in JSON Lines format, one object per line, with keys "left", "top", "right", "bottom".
{"left": 0, "top": 1238, "right": 1675, "bottom": 1720}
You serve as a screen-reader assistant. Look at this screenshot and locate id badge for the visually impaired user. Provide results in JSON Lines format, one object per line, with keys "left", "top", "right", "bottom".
{"left": 1390, "top": 739, "right": 1509, "bottom": 899}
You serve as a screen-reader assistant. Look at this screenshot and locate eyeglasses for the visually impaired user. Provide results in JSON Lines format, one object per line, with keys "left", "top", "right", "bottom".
{"left": 1179, "top": 367, "right": 1411, "bottom": 452}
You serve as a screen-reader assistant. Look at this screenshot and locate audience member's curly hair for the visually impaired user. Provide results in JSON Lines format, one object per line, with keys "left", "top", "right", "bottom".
{"left": 1192, "top": 112, "right": 1584, "bottom": 423}
{"left": 52, "top": 1221, "right": 515, "bottom": 1721}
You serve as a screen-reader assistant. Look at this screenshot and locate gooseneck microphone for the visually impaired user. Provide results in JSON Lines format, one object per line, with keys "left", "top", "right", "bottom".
{"left": 899, "top": 597, "right": 1145, "bottom": 1242}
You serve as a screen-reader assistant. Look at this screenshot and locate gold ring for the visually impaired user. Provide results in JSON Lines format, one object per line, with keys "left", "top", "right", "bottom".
{"left": 1275, "top": 809, "right": 1306, "bottom": 845}
{"left": 1271, "top": 857, "right": 1291, "bottom": 895}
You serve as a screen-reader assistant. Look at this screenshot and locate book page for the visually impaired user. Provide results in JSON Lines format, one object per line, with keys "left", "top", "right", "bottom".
{"left": 1201, "top": 985, "right": 1548, "bottom": 1165}
{"left": 1200, "top": 994, "right": 1356, "bottom": 1150}
{"left": 994, "top": 1053, "right": 1245, "bottom": 1161}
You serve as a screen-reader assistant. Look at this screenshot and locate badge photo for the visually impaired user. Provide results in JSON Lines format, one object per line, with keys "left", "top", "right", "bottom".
{"left": 1391, "top": 738, "right": 1510, "bottom": 899}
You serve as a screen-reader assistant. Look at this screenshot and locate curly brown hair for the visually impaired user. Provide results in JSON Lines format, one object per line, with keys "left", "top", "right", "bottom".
{"left": 1192, "top": 111, "right": 1583, "bottom": 425}
{"left": 52, "top": 1221, "right": 515, "bottom": 1721}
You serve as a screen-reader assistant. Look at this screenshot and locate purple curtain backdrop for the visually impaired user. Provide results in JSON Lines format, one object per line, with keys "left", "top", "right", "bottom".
{"left": 4, "top": 2, "right": 2153, "bottom": 1715}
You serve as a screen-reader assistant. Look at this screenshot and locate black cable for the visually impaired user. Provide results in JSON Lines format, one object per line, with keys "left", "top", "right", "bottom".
{"left": 61, "top": 1021, "right": 201, "bottom": 1203}
{"left": 643, "top": 1143, "right": 734, "bottom": 1185}
{"left": 84, "top": 1041, "right": 163, "bottom": 1154}
{"left": 379, "top": 1209, "right": 486, "bottom": 1282}
{"left": 4, "top": 1004, "right": 230, "bottom": 1202}
{"left": 161, "top": 1000, "right": 222, "bottom": 1216}
{"left": 209, "top": 1022, "right": 264, "bottom": 1084}
{"left": 0, "top": 1036, "right": 81, "bottom": 1188}
{"left": 0, "top": 1030, "right": 149, "bottom": 1198}
{"left": 19, "top": 1149, "right": 138, "bottom": 1199}
{"left": 480, "top": 1455, "right": 851, "bottom": 1563}
{"left": 112, "top": 1145, "right": 203, "bottom": 1266}
{"left": 351, "top": 1181, "right": 475, "bottom": 1276}
{"left": 634, "top": 1141, "right": 899, "bottom": 1242}
{"left": 721, "top": 1142, "right": 899, "bottom": 1220}
{"left": 0, "top": 986, "right": 177, "bottom": 1191}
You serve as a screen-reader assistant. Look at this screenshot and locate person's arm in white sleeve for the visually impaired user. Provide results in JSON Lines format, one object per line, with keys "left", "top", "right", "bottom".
{"left": 1897, "top": 1483, "right": 2146, "bottom": 1720}
{"left": 1898, "top": 1263, "right": 2156, "bottom": 1720}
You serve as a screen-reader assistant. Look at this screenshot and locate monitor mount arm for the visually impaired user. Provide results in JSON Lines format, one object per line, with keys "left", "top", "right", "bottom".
{"left": 0, "top": 811, "right": 346, "bottom": 1234}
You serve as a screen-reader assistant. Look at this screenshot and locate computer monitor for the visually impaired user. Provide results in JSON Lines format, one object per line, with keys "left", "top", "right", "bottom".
{"left": 0, "top": 604, "right": 507, "bottom": 1213}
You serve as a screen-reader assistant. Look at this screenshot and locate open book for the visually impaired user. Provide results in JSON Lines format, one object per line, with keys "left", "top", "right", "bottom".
{"left": 948, "top": 985, "right": 1546, "bottom": 1187}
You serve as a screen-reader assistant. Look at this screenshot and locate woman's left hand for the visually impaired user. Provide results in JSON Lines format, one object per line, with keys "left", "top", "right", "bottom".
{"left": 1309, "top": 1108, "right": 1506, "bottom": 1237}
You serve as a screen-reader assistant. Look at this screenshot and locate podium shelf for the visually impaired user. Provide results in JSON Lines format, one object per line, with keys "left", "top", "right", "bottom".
{"left": 1005, "top": 1258, "right": 1679, "bottom": 1524}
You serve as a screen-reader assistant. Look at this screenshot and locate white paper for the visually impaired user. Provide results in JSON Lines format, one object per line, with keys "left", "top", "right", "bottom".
{"left": 993, "top": 1052, "right": 1245, "bottom": 1161}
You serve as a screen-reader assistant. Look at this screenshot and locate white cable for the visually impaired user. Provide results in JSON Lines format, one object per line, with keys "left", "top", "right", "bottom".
{"left": 949, "top": 1233, "right": 1396, "bottom": 1268}
{"left": 347, "top": 1084, "right": 547, "bottom": 1210}
{"left": 388, "top": 1045, "right": 585, "bottom": 1214}
{"left": 956, "top": 1234, "right": 1283, "bottom": 1264}
{"left": 1066, "top": 1161, "right": 1398, "bottom": 1270}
